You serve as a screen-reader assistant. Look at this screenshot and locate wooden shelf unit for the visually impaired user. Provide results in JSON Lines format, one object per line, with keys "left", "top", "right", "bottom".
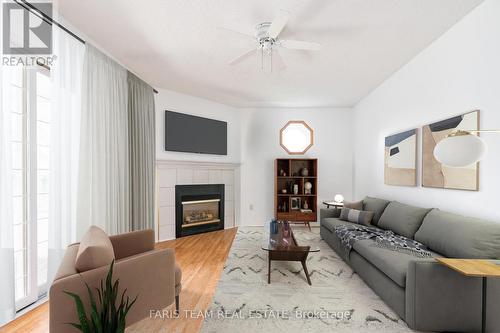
{"left": 275, "top": 158, "right": 318, "bottom": 229}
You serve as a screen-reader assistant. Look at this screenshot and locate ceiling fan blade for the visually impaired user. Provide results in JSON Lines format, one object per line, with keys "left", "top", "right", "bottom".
{"left": 216, "top": 27, "right": 255, "bottom": 41}
{"left": 267, "top": 9, "right": 290, "bottom": 39}
{"left": 272, "top": 49, "right": 286, "bottom": 72}
{"left": 229, "top": 48, "right": 258, "bottom": 65}
{"left": 280, "top": 39, "right": 322, "bottom": 51}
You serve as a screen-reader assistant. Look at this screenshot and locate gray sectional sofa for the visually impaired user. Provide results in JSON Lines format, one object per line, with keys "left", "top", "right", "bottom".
{"left": 320, "top": 196, "right": 500, "bottom": 333}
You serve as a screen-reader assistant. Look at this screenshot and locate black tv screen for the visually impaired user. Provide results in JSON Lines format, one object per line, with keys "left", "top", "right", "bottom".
{"left": 165, "top": 111, "right": 227, "bottom": 155}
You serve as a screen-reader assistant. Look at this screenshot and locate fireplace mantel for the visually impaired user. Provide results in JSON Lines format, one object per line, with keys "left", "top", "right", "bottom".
{"left": 156, "top": 160, "right": 239, "bottom": 242}
{"left": 157, "top": 160, "right": 241, "bottom": 169}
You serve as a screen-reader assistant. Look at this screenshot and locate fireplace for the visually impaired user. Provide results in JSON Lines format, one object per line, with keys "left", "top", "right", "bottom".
{"left": 175, "top": 184, "right": 225, "bottom": 238}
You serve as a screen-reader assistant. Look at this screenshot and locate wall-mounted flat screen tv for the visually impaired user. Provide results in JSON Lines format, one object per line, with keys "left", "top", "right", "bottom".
{"left": 165, "top": 111, "right": 227, "bottom": 155}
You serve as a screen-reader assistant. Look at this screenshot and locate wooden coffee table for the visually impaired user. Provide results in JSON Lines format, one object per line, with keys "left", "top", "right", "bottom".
{"left": 261, "top": 222, "right": 319, "bottom": 285}
{"left": 436, "top": 258, "right": 500, "bottom": 333}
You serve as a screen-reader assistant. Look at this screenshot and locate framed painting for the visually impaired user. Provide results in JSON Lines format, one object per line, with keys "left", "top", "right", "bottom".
{"left": 422, "top": 110, "right": 479, "bottom": 191}
{"left": 384, "top": 129, "right": 417, "bottom": 186}
{"left": 291, "top": 197, "right": 301, "bottom": 210}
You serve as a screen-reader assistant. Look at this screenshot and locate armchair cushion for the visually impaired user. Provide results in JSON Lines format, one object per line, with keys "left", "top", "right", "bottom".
{"left": 175, "top": 263, "right": 182, "bottom": 296}
{"left": 54, "top": 243, "right": 79, "bottom": 281}
{"left": 75, "top": 226, "right": 115, "bottom": 272}
{"left": 175, "top": 263, "right": 182, "bottom": 285}
{"left": 50, "top": 248, "right": 176, "bottom": 332}
{"left": 109, "top": 229, "right": 155, "bottom": 260}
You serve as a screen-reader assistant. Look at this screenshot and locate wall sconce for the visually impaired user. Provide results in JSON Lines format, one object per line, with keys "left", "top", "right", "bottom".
{"left": 434, "top": 129, "right": 499, "bottom": 167}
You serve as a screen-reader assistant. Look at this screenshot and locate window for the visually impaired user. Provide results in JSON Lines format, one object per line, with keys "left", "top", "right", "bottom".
{"left": 4, "top": 65, "right": 52, "bottom": 310}
{"left": 279, "top": 120, "right": 314, "bottom": 155}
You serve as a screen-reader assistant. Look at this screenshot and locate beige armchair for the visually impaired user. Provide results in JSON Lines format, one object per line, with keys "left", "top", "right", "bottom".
{"left": 49, "top": 228, "right": 182, "bottom": 333}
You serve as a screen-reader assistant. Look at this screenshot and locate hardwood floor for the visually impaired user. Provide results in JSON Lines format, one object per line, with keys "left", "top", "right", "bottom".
{"left": 0, "top": 302, "right": 49, "bottom": 333}
{"left": 0, "top": 228, "right": 238, "bottom": 333}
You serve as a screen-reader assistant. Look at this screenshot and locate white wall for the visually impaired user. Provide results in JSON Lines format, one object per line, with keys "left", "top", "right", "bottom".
{"left": 353, "top": 0, "right": 500, "bottom": 220}
{"left": 155, "top": 88, "right": 241, "bottom": 164}
{"left": 240, "top": 108, "right": 353, "bottom": 226}
{"left": 154, "top": 88, "right": 243, "bottom": 228}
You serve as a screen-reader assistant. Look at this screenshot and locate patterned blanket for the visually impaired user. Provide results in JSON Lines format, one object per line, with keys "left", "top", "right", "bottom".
{"left": 334, "top": 224, "right": 433, "bottom": 258}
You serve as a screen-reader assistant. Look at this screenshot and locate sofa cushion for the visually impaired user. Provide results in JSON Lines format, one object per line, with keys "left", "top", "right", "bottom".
{"left": 415, "top": 209, "right": 500, "bottom": 259}
{"left": 378, "top": 201, "right": 431, "bottom": 239}
{"left": 353, "top": 239, "right": 439, "bottom": 287}
{"left": 344, "top": 200, "right": 363, "bottom": 210}
{"left": 321, "top": 217, "right": 355, "bottom": 233}
{"left": 339, "top": 208, "right": 374, "bottom": 226}
{"left": 75, "top": 226, "right": 115, "bottom": 272}
{"left": 362, "top": 197, "right": 390, "bottom": 225}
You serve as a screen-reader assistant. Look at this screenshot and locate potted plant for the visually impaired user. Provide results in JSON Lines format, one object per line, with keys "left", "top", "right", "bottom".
{"left": 64, "top": 261, "right": 137, "bottom": 333}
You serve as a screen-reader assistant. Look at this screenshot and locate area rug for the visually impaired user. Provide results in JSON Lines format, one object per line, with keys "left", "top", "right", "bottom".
{"left": 201, "top": 226, "right": 419, "bottom": 333}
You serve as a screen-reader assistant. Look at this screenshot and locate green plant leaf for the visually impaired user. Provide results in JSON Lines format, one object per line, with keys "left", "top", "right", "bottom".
{"left": 85, "top": 283, "right": 102, "bottom": 333}
{"left": 123, "top": 295, "right": 138, "bottom": 319}
{"left": 63, "top": 291, "right": 91, "bottom": 333}
{"left": 64, "top": 260, "right": 136, "bottom": 333}
{"left": 67, "top": 322, "right": 84, "bottom": 332}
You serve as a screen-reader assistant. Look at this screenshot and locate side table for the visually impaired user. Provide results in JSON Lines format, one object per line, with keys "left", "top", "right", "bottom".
{"left": 322, "top": 201, "right": 344, "bottom": 209}
{"left": 436, "top": 258, "right": 500, "bottom": 333}
{"left": 323, "top": 201, "right": 344, "bottom": 217}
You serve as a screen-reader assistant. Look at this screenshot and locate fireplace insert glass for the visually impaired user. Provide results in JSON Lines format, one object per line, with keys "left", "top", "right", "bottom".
{"left": 182, "top": 198, "right": 220, "bottom": 228}
{"left": 175, "top": 184, "right": 225, "bottom": 238}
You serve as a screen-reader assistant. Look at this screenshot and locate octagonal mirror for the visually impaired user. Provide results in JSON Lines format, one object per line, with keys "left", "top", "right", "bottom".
{"left": 280, "top": 120, "right": 314, "bottom": 155}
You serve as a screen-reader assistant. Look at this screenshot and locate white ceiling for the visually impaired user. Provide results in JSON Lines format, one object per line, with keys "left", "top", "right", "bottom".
{"left": 58, "top": 0, "right": 482, "bottom": 108}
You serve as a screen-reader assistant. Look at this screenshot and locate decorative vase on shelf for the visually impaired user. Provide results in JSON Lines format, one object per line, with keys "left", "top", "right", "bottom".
{"left": 293, "top": 184, "right": 299, "bottom": 195}
{"left": 304, "top": 182, "right": 312, "bottom": 194}
{"left": 303, "top": 200, "right": 309, "bottom": 209}
{"left": 301, "top": 167, "right": 309, "bottom": 177}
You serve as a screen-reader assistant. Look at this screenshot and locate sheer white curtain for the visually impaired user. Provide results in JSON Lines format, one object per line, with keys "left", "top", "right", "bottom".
{"left": 77, "top": 45, "right": 129, "bottom": 237}
{"left": 0, "top": 39, "right": 16, "bottom": 327}
{"left": 47, "top": 26, "right": 85, "bottom": 284}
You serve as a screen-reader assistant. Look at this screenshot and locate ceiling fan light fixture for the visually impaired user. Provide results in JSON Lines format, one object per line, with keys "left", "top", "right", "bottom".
{"left": 223, "top": 9, "right": 322, "bottom": 72}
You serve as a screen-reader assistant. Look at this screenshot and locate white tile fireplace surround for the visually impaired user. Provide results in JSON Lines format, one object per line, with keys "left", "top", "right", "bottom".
{"left": 156, "top": 160, "right": 240, "bottom": 241}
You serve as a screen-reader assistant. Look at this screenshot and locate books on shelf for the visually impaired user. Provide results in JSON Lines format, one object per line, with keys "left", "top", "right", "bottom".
{"left": 300, "top": 209, "right": 313, "bottom": 213}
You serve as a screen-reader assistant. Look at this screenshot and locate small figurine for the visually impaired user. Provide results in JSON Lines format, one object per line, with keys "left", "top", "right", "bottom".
{"left": 303, "top": 200, "right": 309, "bottom": 209}
{"left": 304, "top": 182, "right": 312, "bottom": 194}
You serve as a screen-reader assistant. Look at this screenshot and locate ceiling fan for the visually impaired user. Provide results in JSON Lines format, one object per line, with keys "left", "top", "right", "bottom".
{"left": 220, "top": 10, "right": 322, "bottom": 72}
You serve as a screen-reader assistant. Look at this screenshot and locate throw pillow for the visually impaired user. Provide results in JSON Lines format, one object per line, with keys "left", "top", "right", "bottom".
{"left": 75, "top": 225, "right": 115, "bottom": 272}
{"left": 343, "top": 200, "right": 363, "bottom": 210}
{"left": 339, "top": 207, "right": 374, "bottom": 226}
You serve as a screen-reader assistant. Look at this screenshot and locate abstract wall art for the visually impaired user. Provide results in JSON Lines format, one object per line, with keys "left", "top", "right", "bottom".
{"left": 422, "top": 110, "right": 479, "bottom": 191}
{"left": 384, "top": 129, "right": 417, "bottom": 186}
